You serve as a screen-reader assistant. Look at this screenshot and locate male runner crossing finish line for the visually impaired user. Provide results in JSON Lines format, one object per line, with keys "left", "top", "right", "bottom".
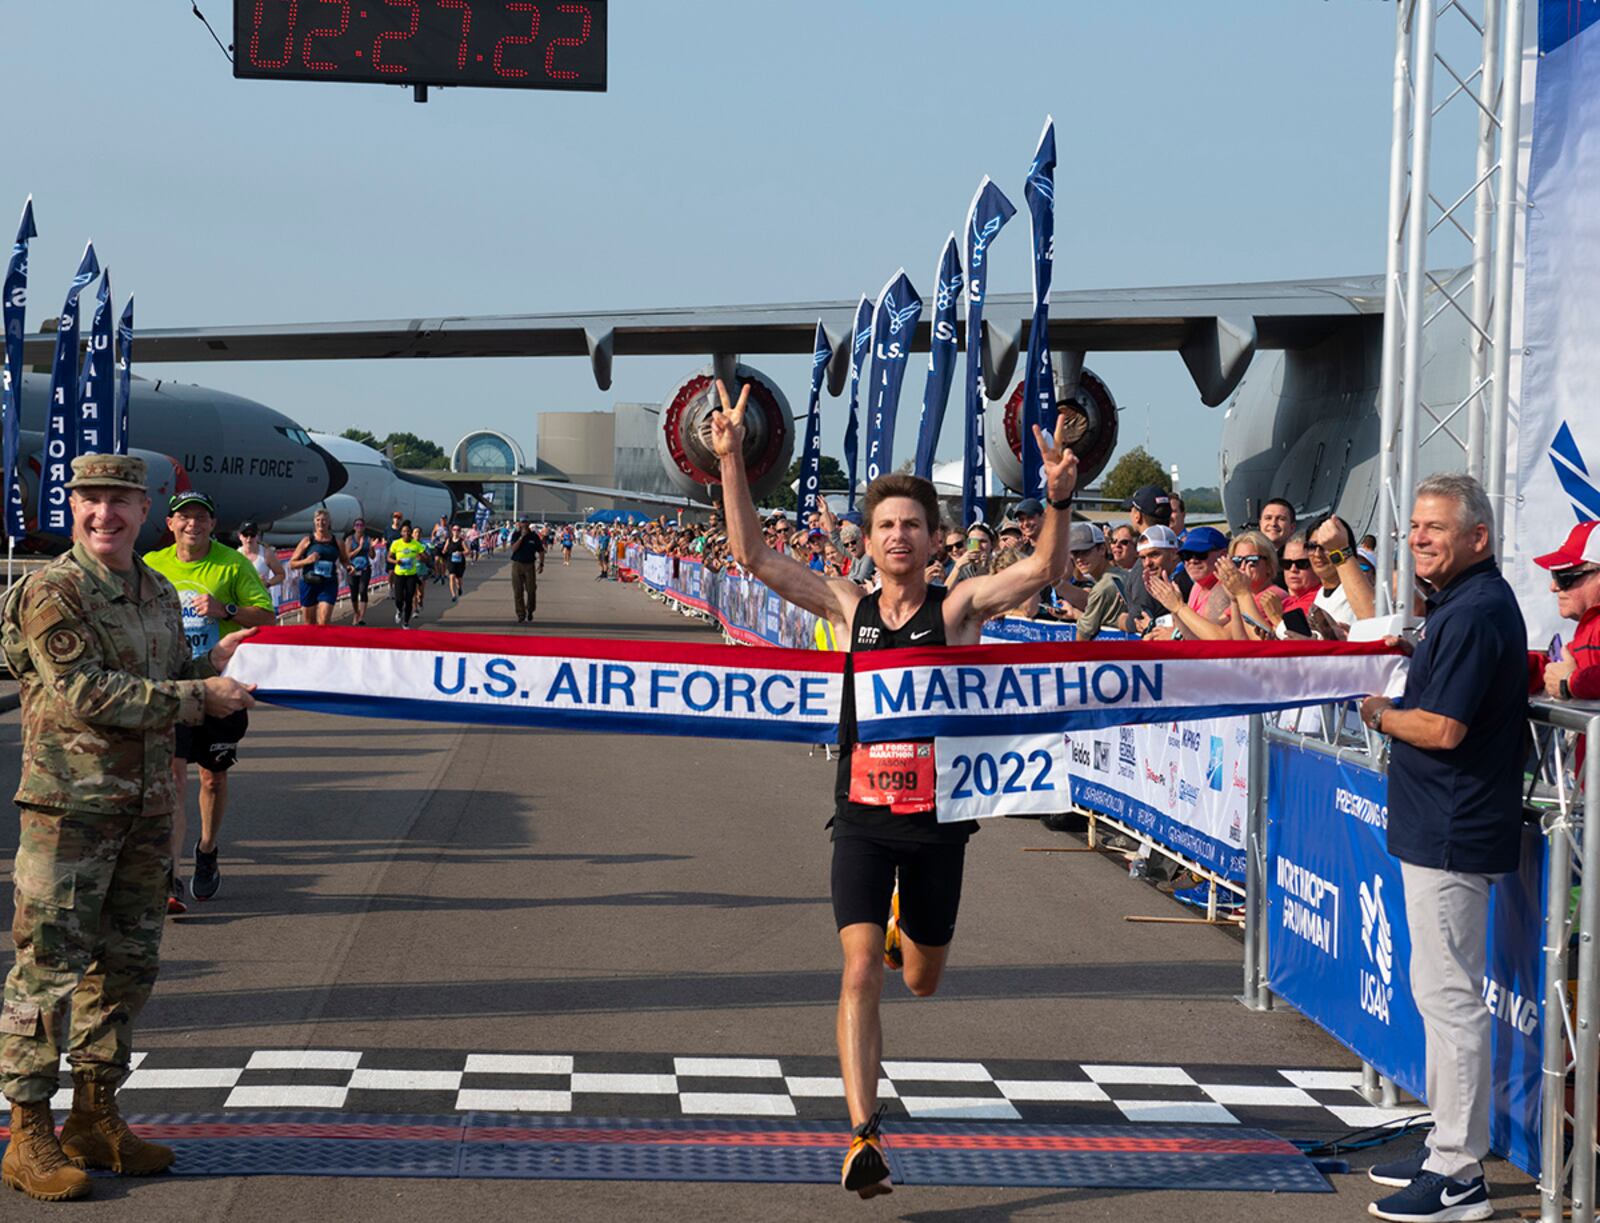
{"left": 712, "top": 379, "right": 1079, "bottom": 1198}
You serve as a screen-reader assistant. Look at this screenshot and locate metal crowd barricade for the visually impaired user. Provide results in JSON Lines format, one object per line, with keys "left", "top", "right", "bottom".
{"left": 1242, "top": 699, "right": 1600, "bottom": 1221}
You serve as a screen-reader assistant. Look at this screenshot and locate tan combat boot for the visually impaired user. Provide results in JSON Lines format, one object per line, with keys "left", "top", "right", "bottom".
{"left": 59, "top": 1076, "right": 175, "bottom": 1176}
{"left": 2, "top": 1100, "right": 92, "bottom": 1200}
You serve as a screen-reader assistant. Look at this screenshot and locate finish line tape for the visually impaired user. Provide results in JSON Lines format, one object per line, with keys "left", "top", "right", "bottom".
{"left": 226, "top": 627, "right": 1406, "bottom": 746}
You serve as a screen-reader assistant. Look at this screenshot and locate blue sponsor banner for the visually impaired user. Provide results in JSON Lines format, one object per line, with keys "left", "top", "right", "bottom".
{"left": 628, "top": 546, "right": 823, "bottom": 651}
{"left": 1021, "top": 117, "right": 1057, "bottom": 497}
{"left": 1541, "top": 0, "right": 1600, "bottom": 51}
{"left": 1067, "top": 770, "right": 1246, "bottom": 882}
{"left": 114, "top": 295, "right": 133, "bottom": 454}
{"left": 861, "top": 270, "right": 922, "bottom": 485}
{"left": 795, "top": 320, "right": 831, "bottom": 529}
{"left": 39, "top": 242, "right": 99, "bottom": 536}
{"left": 980, "top": 614, "right": 1129, "bottom": 644}
{"left": 2, "top": 198, "right": 36, "bottom": 541}
{"left": 1266, "top": 741, "right": 1544, "bottom": 1175}
{"left": 77, "top": 271, "right": 112, "bottom": 456}
{"left": 961, "top": 177, "right": 1016, "bottom": 526}
{"left": 913, "top": 234, "right": 963, "bottom": 480}
{"left": 842, "top": 295, "right": 871, "bottom": 512}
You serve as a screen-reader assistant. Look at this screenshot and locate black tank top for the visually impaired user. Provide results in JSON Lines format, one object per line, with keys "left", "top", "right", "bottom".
{"left": 832, "top": 585, "right": 975, "bottom": 843}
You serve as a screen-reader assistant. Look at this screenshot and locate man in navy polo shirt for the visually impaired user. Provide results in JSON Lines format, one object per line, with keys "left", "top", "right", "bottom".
{"left": 1358, "top": 473, "right": 1527, "bottom": 1223}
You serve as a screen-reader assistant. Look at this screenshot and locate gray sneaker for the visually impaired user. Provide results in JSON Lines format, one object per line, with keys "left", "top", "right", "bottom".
{"left": 191, "top": 845, "right": 220, "bottom": 902}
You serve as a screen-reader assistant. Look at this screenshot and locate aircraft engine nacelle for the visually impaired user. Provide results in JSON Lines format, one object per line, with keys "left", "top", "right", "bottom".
{"left": 658, "top": 364, "right": 795, "bottom": 504}
{"left": 18, "top": 447, "right": 186, "bottom": 551}
{"left": 263, "top": 492, "right": 363, "bottom": 547}
{"left": 983, "top": 366, "right": 1120, "bottom": 494}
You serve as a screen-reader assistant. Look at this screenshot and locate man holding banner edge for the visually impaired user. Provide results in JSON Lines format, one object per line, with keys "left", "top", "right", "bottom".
{"left": 711, "top": 378, "right": 1078, "bottom": 1199}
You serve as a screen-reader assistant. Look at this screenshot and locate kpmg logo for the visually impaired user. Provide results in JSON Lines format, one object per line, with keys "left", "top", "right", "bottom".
{"left": 1359, "top": 875, "right": 1393, "bottom": 1025}
{"left": 1548, "top": 420, "right": 1600, "bottom": 520}
{"left": 1206, "top": 735, "right": 1224, "bottom": 791}
{"left": 884, "top": 293, "right": 920, "bottom": 337}
{"left": 1277, "top": 859, "right": 1339, "bottom": 957}
{"left": 1180, "top": 727, "right": 1202, "bottom": 753}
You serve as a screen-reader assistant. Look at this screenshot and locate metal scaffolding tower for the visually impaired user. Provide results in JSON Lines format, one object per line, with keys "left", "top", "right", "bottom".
{"left": 1372, "top": 0, "right": 1528, "bottom": 615}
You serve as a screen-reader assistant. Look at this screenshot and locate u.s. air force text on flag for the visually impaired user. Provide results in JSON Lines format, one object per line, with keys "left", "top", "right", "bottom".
{"left": 961, "top": 177, "right": 1017, "bottom": 526}
{"left": 842, "top": 294, "right": 872, "bottom": 513}
{"left": 39, "top": 241, "right": 99, "bottom": 537}
{"left": 795, "top": 321, "right": 832, "bottom": 530}
{"left": 2, "top": 197, "right": 37, "bottom": 541}
{"left": 228, "top": 628, "right": 1406, "bottom": 752}
{"left": 861, "top": 269, "right": 922, "bottom": 484}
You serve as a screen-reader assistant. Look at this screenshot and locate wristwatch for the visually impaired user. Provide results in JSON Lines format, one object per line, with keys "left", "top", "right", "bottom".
{"left": 1326, "top": 546, "right": 1352, "bottom": 566}
{"left": 1368, "top": 706, "right": 1386, "bottom": 734}
{"left": 223, "top": 602, "right": 239, "bottom": 619}
{"left": 1561, "top": 678, "right": 1573, "bottom": 701}
{"left": 1049, "top": 495, "right": 1074, "bottom": 511}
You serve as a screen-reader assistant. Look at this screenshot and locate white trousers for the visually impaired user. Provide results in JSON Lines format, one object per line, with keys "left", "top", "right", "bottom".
{"left": 1400, "top": 861, "right": 1495, "bottom": 1181}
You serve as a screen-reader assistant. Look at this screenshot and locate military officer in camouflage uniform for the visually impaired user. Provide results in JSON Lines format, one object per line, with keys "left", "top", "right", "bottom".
{"left": 0, "top": 454, "right": 255, "bottom": 1201}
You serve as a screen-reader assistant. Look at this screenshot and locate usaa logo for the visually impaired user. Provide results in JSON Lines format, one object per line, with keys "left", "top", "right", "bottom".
{"left": 1359, "top": 875, "right": 1394, "bottom": 1026}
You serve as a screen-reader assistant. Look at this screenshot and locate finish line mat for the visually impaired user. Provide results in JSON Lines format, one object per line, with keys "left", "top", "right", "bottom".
{"left": 2, "top": 1112, "right": 1332, "bottom": 1192}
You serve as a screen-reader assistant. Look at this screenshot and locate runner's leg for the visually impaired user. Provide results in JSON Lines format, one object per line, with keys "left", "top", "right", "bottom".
{"left": 837, "top": 923, "right": 886, "bottom": 1128}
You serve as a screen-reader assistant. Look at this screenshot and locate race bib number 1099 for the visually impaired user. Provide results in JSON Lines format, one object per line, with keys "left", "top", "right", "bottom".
{"left": 934, "top": 733, "right": 1067, "bottom": 824}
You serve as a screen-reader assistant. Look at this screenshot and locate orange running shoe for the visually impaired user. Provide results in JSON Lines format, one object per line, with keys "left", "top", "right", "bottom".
{"left": 841, "top": 1106, "right": 892, "bottom": 1199}
{"left": 883, "top": 887, "right": 903, "bottom": 971}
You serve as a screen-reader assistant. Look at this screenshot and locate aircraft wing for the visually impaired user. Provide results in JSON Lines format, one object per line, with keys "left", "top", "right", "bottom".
{"left": 21, "top": 272, "right": 1387, "bottom": 408}
{"left": 422, "top": 470, "right": 700, "bottom": 511}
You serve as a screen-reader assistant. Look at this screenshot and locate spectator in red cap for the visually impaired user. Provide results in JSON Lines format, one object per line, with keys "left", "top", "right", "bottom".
{"left": 1529, "top": 521, "right": 1600, "bottom": 702}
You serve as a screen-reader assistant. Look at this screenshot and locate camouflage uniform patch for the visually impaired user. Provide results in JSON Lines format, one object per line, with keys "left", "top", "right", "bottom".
{"left": 43, "top": 627, "right": 85, "bottom": 665}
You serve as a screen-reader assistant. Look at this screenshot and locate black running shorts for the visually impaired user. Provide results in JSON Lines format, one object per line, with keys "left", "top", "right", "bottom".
{"left": 175, "top": 709, "right": 249, "bottom": 772}
{"left": 830, "top": 835, "right": 966, "bottom": 947}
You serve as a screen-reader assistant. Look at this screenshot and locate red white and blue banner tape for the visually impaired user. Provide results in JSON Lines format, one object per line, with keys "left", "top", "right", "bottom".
{"left": 849, "top": 638, "right": 1407, "bottom": 742}
{"left": 227, "top": 627, "right": 1406, "bottom": 746}
{"left": 226, "top": 626, "right": 846, "bottom": 743}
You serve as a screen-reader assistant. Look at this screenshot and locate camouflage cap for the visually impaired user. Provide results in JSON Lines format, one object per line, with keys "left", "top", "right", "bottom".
{"left": 65, "top": 453, "right": 147, "bottom": 491}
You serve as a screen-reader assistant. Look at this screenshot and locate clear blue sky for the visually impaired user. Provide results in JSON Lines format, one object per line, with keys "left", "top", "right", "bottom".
{"left": 3, "top": 1, "right": 1403, "bottom": 488}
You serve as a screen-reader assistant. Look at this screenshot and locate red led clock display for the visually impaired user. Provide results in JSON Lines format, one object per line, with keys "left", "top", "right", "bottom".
{"left": 234, "top": 0, "right": 607, "bottom": 91}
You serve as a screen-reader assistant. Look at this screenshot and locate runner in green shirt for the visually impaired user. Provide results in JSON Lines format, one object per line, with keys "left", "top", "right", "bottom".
{"left": 143, "top": 491, "right": 276, "bottom": 907}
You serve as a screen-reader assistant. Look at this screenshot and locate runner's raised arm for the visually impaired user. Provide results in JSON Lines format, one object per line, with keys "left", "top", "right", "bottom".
{"left": 944, "top": 415, "right": 1080, "bottom": 631}
{"left": 712, "top": 379, "right": 864, "bottom": 634}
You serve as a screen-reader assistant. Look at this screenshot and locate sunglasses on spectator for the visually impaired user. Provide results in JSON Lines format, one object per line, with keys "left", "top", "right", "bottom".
{"left": 1554, "top": 566, "right": 1600, "bottom": 591}
{"left": 1282, "top": 557, "right": 1313, "bottom": 570}
{"left": 1231, "top": 555, "right": 1264, "bottom": 567}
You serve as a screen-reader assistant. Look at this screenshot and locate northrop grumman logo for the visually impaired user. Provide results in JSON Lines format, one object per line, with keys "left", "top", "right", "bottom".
{"left": 1359, "top": 875, "right": 1393, "bottom": 1025}
{"left": 1549, "top": 421, "right": 1600, "bottom": 520}
{"left": 883, "top": 293, "right": 919, "bottom": 336}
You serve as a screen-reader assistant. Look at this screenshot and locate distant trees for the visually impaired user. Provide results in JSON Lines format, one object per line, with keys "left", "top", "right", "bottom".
{"left": 1180, "top": 485, "right": 1223, "bottom": 513}
{"left": 340, "top": 428, "right": 450, "bottom": 469}
{"left": 1101, "top": 446, "right": 1169, "bottom": 501}
{"left": 769, "top": 455, "right": 847, "bottom": 511}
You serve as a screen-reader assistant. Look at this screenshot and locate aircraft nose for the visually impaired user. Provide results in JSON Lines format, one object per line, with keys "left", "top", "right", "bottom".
{"left": 308, "top": 440, "right": 349, "bottom": 497}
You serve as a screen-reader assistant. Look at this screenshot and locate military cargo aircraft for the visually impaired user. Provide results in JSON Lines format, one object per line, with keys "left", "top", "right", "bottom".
{"left": 22, "top": 270, "right": 1477, "bottom": 533}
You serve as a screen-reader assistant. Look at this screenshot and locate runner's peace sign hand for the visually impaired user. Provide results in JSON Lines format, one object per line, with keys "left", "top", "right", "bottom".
{"left": 1033, "top": 411, "right": 1080, "bottom": 502}
{"left": 710, "top": 379, "right": 750, "bottom": 461}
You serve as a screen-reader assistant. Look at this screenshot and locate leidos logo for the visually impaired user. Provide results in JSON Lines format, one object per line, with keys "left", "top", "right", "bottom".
{"left": 1359, "top": 875, "right": 1393, "bottom": 1025}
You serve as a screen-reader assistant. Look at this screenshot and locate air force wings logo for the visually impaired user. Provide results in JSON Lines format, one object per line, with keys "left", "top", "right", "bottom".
{"left": 935, "top": 270, "right": 964, "bottom": 314}
{"left": 970, "top": 214, "right": 1003, "bottom": 265}
{"left": 1550, "top": 421, "right": 1600, "bottom": 521}
{"left": 884, "top": 293, "right": 921, "bottom": 336}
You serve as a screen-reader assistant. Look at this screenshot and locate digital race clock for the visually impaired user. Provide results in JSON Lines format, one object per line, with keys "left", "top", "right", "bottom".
{"left": 233, "top": 1, "right": 607, "bottom": 92}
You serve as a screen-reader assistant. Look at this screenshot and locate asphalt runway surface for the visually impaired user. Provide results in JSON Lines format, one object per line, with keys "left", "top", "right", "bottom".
{"left": 0, "top": 554, "right": 1539, "bottom": 1220}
